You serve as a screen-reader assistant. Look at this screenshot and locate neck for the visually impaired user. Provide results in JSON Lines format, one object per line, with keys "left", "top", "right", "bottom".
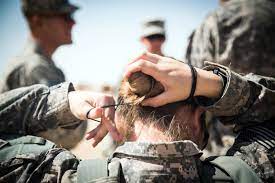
{"left": 131, "top": 121, "right": 171, "bottom": 142}
{"left": 30, "top": 33, "right": 58, "bottom": 59}
{"left": 149, "top": 49, "right": 163, "bottom": 56}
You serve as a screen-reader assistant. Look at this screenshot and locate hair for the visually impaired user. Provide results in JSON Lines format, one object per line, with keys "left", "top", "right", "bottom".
{"left": 116, "top": 72, "right": 198, "bottom": 142}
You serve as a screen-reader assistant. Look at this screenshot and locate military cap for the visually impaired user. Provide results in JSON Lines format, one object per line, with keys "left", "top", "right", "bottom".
{"left": 21, "top": 0, "right": 79, "bottom": 16}
{"left": 141, "top": 18, "right": 166, "bottom": 38}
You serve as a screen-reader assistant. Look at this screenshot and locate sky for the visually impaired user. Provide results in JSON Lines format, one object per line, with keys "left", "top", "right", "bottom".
{"left": 0, "top": 0, "right": 218, "bottom": 86}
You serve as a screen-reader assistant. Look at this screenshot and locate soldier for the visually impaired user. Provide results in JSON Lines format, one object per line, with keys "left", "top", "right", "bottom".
{"left": 0, "top": 0, "right": 78, "bottom": 92}
{"left": 0, "top": 0, "right": 86, "bottom": 149}
{"left": 186, "top": 0, "right": 275, "bottom": 77}
{"left": 186, "top": 0, "right": 275, "bottom": 156}
{"left": 140, "top": 19, "right": 166, "bottom": 56}
{"left": 0, "top": 53, "right": 274, "bottom": 182}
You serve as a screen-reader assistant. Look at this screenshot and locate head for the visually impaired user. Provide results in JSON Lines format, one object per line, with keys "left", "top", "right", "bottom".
{"left": 219, "top": 0, "right": 230, "bottom": 5}
{"left": 22, "top": 0, "right": 78, "bottom": 47}
{"left": 141, "top": 19, "right": 166, "bottom": 55}
{"left": 116, "top": 72, "right": 207, "bottom": 149}
{"left": 141, "top": 34, "right": 166, "bottom": 55}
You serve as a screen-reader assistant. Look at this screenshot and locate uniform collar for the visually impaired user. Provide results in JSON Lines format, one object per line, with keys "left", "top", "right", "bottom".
{"left": 113, "top": 140, "right": 202, "bottom": 159}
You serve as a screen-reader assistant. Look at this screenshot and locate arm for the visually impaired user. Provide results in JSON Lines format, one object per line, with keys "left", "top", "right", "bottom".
{"left": 124, "top": 53, "right": 275, "bottom": 124}
{"left": 0, "top": 83, "right": 121, "bottom": 146}
{"left": 0, "top": 83, "right": 78, "bottom": 135}
{"left": 198, "top": 62, "right": 275, "bottom": 125}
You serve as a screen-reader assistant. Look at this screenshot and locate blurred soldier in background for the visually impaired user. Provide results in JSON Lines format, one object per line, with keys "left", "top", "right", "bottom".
{"left": 0, "top": 0, "right": 87, "bottom": 149}
{"left": 186, "top": 0, "right": 275, "bottom": 76}
{"left": 186, "top": 0, "right": 275, "bottom": 156}
{"left": 140, "top": 19, "right": 166, "bottom": 56}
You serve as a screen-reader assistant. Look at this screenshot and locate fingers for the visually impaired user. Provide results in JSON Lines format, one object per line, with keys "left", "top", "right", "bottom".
{"left": 124, "top": 59, "right": 161, "bottom": 80}
{"left": 127, "top": 52, "right": 161, "bottom": 65}
{"left": 141, "top": 52, "right": 162, "bottom": 63}
{"left": 86, "top": 124, "right": 107, "bottom": 147}
{"left": 141, "top": 92, "right": 171, "bottom": 107}
{"left": 86, "top": 122, "right": 122, "bottom": 147}
{"left": 101, "top": 105, "right": 122, "bottom": 141}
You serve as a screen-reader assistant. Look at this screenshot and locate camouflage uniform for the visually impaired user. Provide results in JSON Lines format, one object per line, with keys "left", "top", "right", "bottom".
{"left": 0, "top": 63, "right": 275, "bottom": 182}
{"left": 186, "top": 0, "right": 275, "bottom": 77}
{"left": 0, "top": 38, "right": 66, "bottom": 93}
{"left": 186, "top": 0, "right": 275, "bottom": 157}
{"left": 0, "top": 0, "right": 86, "bottom": 149}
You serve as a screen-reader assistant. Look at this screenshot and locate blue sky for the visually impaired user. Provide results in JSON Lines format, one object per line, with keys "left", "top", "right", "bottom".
{"left": 0, "top": 0, "right": 218, "bottom": 85}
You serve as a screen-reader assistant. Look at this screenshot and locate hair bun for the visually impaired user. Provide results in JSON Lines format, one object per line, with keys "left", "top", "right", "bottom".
{"left": 119, "top": 72, "right": 164, "bottom": 104}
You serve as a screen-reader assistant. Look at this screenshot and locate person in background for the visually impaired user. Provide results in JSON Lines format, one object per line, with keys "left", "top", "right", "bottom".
{"left": 185, "top": 0, "right": 275, "bottom": 156}
{"left": 140, "top": 19, "right": 166, "bottom": 56}
{"left": 0, "top": 0, "right": 86, "bottom": 149}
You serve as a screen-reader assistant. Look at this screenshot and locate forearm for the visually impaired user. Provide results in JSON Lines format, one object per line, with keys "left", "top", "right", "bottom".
{"left": 0, "top": 82, "right": 79, "bottom": 135}
{"left": 197, "top": 62, "right": 275, "bottom": 125}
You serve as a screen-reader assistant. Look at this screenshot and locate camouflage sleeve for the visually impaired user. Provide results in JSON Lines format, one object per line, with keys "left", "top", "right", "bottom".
{"left": 198, "top": 62, "right": 275, "bottom": 125}
{"left": 185, "top": 12, "right": 218, "bottom": 68}
{"left": 0, "top": 82, "right": 80, "bottom": 135}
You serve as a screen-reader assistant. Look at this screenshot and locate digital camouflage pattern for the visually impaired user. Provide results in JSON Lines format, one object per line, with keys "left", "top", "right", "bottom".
{"left": 0, "top": 38, "right": 86, "bottom": 149}
{"left": 186, "top": 0, "right": 275, "bottom": 77}
{"left": 0, "top": 63, "right": 274, "bottom": 182}
{"left": 0, "top": 38, "right": 66, "bottom": 93}
{"left": 111, "top": 141, "right": 202, "bottom": 182}
{"left": 186, "top": 0, "right": 275, "bottom": 157}
{"left": 21, "top": 0, "right": 78, "bottom": 16}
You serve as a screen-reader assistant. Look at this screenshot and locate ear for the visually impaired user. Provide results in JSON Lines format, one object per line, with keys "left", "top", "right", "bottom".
{"left": 193, "top": 107, "right": 205, "bottom": 137}
{"left": 140, "top": 37, "right": 146, "bottom": 43}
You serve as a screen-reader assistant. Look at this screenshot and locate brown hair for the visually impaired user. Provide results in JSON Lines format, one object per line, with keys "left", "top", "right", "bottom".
{"left": 117, "top": 72, "right": 197, "bottom": 142}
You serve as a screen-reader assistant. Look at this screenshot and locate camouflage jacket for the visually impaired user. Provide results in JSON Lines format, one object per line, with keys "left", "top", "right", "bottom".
{"left": 186, "top": 0, "right": 275, "bottom": 77}
{"left": 0, "top": 63, "right": 274, "bottom": 182}
{"left": 0, "top": 37, "right": 65, "bottom": 93}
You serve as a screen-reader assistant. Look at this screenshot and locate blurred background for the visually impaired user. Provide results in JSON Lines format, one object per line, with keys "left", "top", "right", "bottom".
{"left": 0, "top": 0, "right": 217, "bottom": 87}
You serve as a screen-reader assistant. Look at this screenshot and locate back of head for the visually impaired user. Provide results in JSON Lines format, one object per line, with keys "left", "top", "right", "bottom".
{"left": 117, "top": 72, "right": 198, "bottom": 142}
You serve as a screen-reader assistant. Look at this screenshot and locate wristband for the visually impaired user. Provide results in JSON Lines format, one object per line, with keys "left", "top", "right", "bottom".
{"left": 186, "top": 64, "right": 197, "bottom": 102}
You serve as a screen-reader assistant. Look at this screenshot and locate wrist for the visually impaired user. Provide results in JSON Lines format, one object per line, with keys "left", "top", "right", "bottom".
{"left": 194, "top": 68, "right": 223, "bottom": 98}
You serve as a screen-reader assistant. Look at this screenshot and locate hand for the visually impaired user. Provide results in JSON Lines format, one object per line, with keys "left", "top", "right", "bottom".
{"left": 124, "top": 53, "right": 193, "bottom": 107}
{"left": 124, "top": 52, "right": 223, "bottom": 107}
{"left": 68, "top": 91, "right": 122, "bottom": 147}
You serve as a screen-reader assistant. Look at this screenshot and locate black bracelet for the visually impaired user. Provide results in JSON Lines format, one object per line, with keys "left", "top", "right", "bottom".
{"left": 186, "top": 64, "right": 197, "bottom": 102}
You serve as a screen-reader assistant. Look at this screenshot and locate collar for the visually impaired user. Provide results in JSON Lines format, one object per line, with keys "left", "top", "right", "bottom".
{"left": 113, "top": 140, "right": 202, "bottom": 159}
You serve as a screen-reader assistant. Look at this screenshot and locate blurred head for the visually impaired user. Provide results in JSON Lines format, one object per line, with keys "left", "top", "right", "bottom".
{"left": 219, "top": 0, "right": 231, "bottom": 5}
{"left": 116, "top": 72, "right": 207, "bottom": 149}
{"left": 22, "top": 0, "right": 78, "bottom": 46}
{"left": 141, "top": 34, "right": 166, "bottom": 54}
{"left": 141, "top": 19, "right": 166, "bottom": 55}
{"left": 26, "top": 14, "right": 75, "bottom": 45}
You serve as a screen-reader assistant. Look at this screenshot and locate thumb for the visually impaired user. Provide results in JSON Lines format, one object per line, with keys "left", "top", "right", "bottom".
{"left": 141, "top": 92, "right": 171, "bottom": 107}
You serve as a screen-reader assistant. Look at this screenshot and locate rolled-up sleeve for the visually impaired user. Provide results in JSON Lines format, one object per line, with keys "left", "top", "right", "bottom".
{"left": 197, "top": 62, "right": 275, "bottom": 125}
{"left": 0, "top": 82, "right": 80, "bottom": 135}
